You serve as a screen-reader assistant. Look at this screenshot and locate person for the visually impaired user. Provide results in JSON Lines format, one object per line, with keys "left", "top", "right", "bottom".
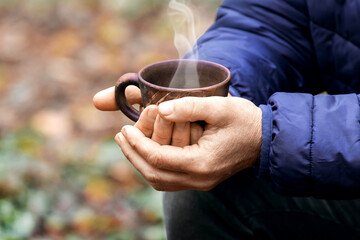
{"left": 93, "top": 0, "right": 360, "bottom": 239}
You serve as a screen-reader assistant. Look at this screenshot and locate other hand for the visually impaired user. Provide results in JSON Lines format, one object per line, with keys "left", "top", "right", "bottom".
{"left": 115, "top": 96, "right": 262, "bottom": 191}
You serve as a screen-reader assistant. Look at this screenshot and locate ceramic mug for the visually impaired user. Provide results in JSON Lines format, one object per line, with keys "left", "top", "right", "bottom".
{"left": 115, "top": 59, "right": 231, "bottom": 122}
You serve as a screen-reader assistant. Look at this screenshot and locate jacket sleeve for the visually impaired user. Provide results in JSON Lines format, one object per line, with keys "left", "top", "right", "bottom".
{"left": 259, "top": 93, "right": 360, "bottom": 199}
{"left": 190, "top": 0, "right": 360, "bottom": 198}
{"left": 187, "top": 0, "right": 323, "bottom": 106}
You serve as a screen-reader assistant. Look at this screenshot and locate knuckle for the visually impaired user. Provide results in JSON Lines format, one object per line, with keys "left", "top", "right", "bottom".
{"left": 152, "top": 184, "right": 165, "bottom": 191}
{"left": 146, "top": 172, "right": 167, "bottom": 191}
{"left": 198, "top": 180, "right": 217, "bottom": 191}
{"left": 191, "top": 151, "right": 218, "bottom": 176}
{"left": 133, "top": 137, "right": 147, "bottom": 150}
{"left": 196, "top": 183, "right": 211, "bottom": 191}
{"left": 136, "top": 123, "right": 153, "bottom": 137}
{"left": 144, "top": 170, "right": 159, "bottom": 184}
{"left": 188, "top": 103, "right": 198, "bottom": 121}
{"left": 141, "top": 126, "right": 153, "bottom": 136}
{"left": 145, "top": 105, "right": 157, "bottom": 118}
{"left": 181, "top": 98, "right": 197, "bottom": 121}
{"left": 217, "top": 97, "right": 234, "bottom": 126}
{"left": 154, "top": 133, "right": 170, "bottom": 143}
{"left": 127, "top": 136, "right": 136, "bottom": 148}
{"left": 193, "top": 161, "right": 211, "bottom": 176}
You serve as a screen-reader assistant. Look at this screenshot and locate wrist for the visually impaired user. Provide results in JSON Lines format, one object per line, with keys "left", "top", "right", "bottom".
{"left": 252, "top": 106, "right": 263, "bottom": 165}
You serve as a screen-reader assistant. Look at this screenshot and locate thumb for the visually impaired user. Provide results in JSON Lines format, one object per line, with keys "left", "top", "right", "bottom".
{"left": 158, "top": 96, "right": 226, "bottom": 124}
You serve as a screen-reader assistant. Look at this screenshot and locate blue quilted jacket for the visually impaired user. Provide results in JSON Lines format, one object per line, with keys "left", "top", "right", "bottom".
{"left": 193, "top": 0, "right": 360, "bottom": 199}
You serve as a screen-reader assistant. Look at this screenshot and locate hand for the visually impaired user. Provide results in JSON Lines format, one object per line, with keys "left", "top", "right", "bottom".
{"left": 92, "top": 73, "right": 203, "bottom": 145}
{"left": 135, "top": 94, "right": 233, "bottom": 147}
{"left": 115, "top": 96, "right": 262, "bottom": 191}
{"left": 134, "top": 106, "right": 204, "bottom": 146}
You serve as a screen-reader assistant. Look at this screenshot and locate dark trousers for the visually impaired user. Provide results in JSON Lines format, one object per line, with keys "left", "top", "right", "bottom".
{"left": 163, "top": 169, "right": 360, "bottom": 240}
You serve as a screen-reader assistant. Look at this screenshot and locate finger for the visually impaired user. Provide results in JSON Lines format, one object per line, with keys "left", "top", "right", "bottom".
{"left": 158, "top": 97, "right": 227, "bottom": 124}
{"left": 121, "top": 125, "right": 202, "bottom": 172}
{"left": 190, "top": 123, "right": 203, "bottom": 145}
{"left": 115, "top": 133, "right": 196, "bottom": 191}
{"left": 93, "top": 85, "right": 142, "bottom": 111}
{"left": 171, "top": 122, "right": 190, "bottom": 147}
{"left": 151, "top": 115, "right": 174, "bottom": 145}
{"left": 125, "top": 85, "right": 142, "bottom": 105}
{"left": 93, "top": 87, "right": 118, "bottom": 111}
{"left": 134, "top": 105, "right": 158, "bottom": 138}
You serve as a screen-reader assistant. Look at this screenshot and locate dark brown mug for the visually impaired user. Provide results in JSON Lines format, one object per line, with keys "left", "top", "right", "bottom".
{"left": 115, "top": 59, "right": 231, "bottom": 122}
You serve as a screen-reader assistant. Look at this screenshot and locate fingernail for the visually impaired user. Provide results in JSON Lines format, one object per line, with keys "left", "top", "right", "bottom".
{"left": 94, "top": 87, "right": 111, "bottom": 99}
{"left": 121, "top": 126, "right": 128, "bottom": 137}
{"left": 115, "top": 133, "right": 123, "bottom": 142}
{"left": 159, "top": 102, "right": 173, "bottom": 116}
{"left": 147, "top": 105, "right": 158, "bottom": 119}
{"left": 93, "top": 90, "right": 103, "bottom": 100}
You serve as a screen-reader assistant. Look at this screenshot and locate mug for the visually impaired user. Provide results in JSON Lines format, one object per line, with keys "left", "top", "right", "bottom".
{"left": 115, "top": 59, "right": 231, "bottom": 122}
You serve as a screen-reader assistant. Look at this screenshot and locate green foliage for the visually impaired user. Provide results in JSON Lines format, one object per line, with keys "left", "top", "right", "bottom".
{"left": 0, "top": 128, "right": 165, "bottom": 239}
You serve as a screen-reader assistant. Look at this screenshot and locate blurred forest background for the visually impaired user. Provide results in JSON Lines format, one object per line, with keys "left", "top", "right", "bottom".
{"left": 0, "top": 0, "right": 222, "bottom": 239}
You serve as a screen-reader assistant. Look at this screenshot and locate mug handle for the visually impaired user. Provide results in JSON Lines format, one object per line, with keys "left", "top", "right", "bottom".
{"left": 115, "top": 73, "right": 141, "bottom": 122}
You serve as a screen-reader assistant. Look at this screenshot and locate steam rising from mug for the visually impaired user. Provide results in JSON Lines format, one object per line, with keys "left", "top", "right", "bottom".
{"left": 168, "top": 0, "right": 200, "bottom": 89}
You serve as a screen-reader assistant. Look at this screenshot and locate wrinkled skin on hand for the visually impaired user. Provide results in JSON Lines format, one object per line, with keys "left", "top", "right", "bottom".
{"left": 93, "top": 76, "right": 262, "bottom": 191}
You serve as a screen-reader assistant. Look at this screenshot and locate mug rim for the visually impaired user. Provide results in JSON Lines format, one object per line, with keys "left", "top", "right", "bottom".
{"left": 138, "top": 59, "right": 231, "bottom": 92}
